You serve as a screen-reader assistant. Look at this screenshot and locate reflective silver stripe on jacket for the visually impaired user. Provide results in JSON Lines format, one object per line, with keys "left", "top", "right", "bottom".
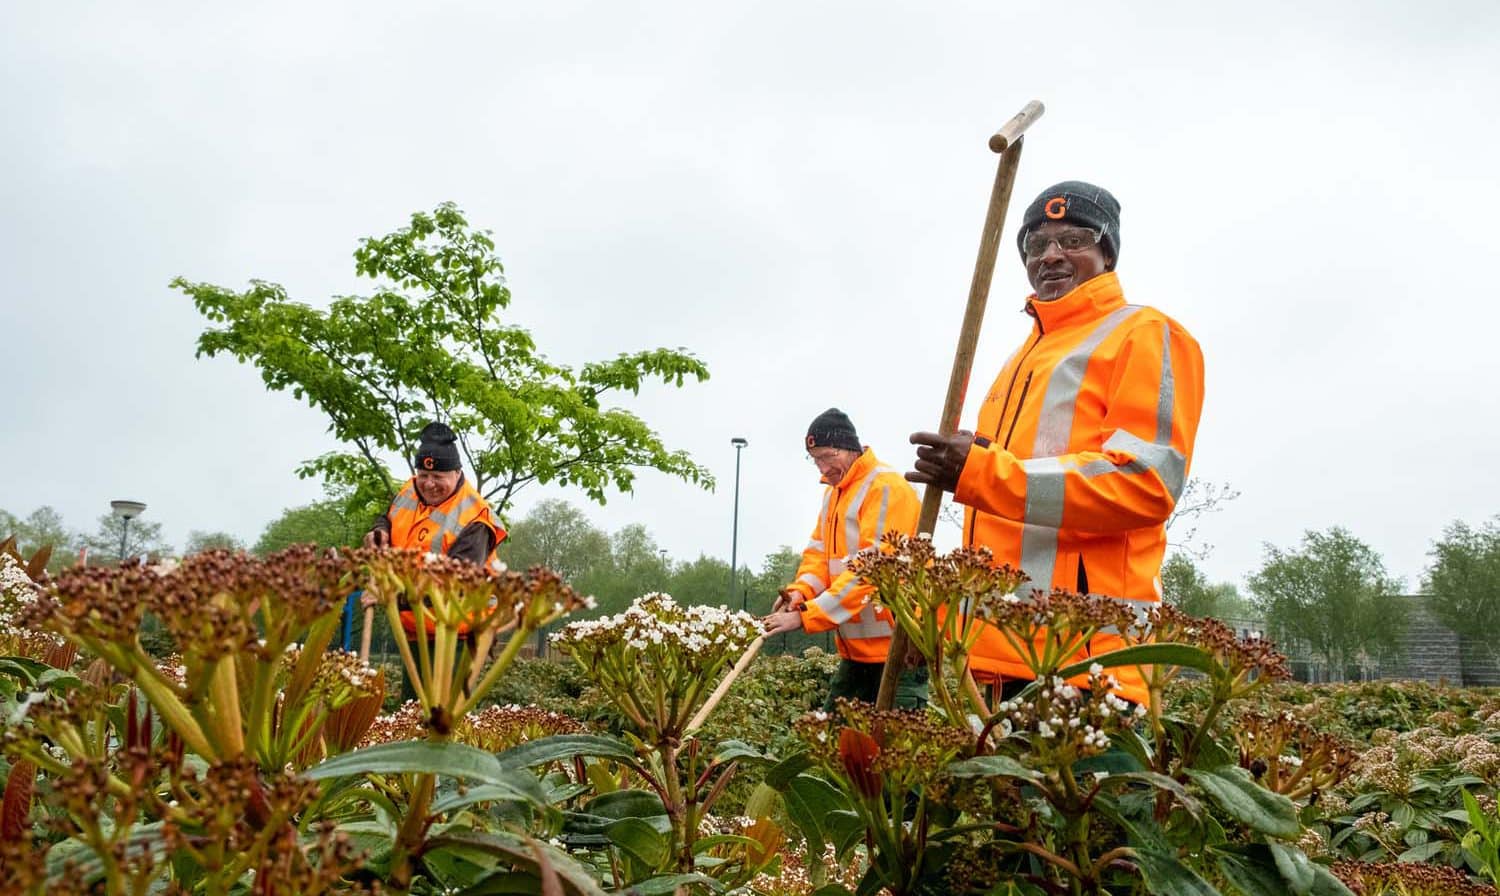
{"left": 390, "top": 484, "right": 421, "bottom": 512}
{"left": 811, "top": 577, "right": 863, "bottom": 624}
{"left": 1096, "top": 322, "right": 1186, "bottom": 499}
{"left": 838, "top": 604, "right": 894, "bottom": 641}
{"left": 798, "top": 572, "right": 827, "bottom": 592}
{"left": 425, "top": 495, "right": 479, "bottom": 552}
{"left": 841, "top": 467, "right": 882, "bottom": 559}
{"left": 1018, "top": 305, "right": 1143, "bottom": 589}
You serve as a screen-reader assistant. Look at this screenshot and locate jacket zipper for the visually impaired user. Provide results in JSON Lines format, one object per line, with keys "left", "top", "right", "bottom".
{"left": 1003, "top": 372, "right": 1033, "bottom": 450}
{"left": 966, "top": 317, "right": 1045, "bottom": 548}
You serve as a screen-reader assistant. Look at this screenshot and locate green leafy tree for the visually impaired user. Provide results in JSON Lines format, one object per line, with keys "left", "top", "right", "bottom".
{"left": 84, "top": 512, "right": 169, "bottom": 564}
{"left": 0, "top": 505, "right": 78, "bottom": 571}
{"left": 1422, "top": 516, "right": 1500, "bottom": 650}
{"left": 182, "top": 530, "right": 245, "bottom": 554}
{"left": 1248, "top": 527, "right": 1407, "bottom": 678}
{"left": 589, "top": 523, "right": 671, "bottom": 615}
{"left": 253, "top": 483, "right": 383, "bottom": 554}
{"left": 667, "top": 554, "right": 735, "bottom": 608}
{"left": 498, "top": 499, "right": 612, "bottom": 584}
{"left": 254, "top": 501, "right": 361, "bottom": 554}
{"left": 175, "top": 202, "right": 713, "bottom": 515}
{"left": 1161, "top": 553, "right": 1252, "bottom": 621}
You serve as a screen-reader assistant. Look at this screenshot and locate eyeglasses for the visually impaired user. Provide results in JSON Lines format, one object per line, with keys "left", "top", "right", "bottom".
{"left": 806, "top": 450, "right": 842, "bottom": 467}
{"left": 1023, "top": 227, "right": 1103, "bottom": 260}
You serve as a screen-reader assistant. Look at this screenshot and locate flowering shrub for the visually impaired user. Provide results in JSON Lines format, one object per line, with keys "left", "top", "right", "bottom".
{"left": 0, "top": 546, "right": 596, "bottom": 894}
{"left": 761, "top": 533, "right": 1349, "bottom": 896}
{"left": 538, "top": 592, "right": 778, "bottom": 888}
{"left": 552, "top": 592, "right": 760, "bottom": 742}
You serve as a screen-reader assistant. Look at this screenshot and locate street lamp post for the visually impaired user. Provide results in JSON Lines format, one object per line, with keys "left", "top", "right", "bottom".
{"left": 110, "top": 499, "right": 147, "bottom": 563}
{"left": 729, "top": 437, "right": 748, "bottom": 607}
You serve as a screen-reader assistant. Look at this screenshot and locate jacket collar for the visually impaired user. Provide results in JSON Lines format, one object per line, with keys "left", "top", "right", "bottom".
{"left": 1025, "top": 271, "right": 1126, "bottom": 332}
{"left": 826, "top": 447, "right": 877, "bottom": 488}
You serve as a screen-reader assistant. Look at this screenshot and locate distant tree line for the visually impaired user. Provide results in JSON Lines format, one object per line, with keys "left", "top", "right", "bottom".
{"left": 8, "top": 493, "right": 1497, "bottom": 676}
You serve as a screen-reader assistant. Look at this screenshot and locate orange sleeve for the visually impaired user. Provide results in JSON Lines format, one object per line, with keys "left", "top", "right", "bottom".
{"left": 801, "top": 475, "right": 920, "bottom": 632}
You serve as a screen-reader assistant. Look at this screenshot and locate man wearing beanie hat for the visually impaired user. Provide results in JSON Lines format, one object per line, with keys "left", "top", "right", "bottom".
{"left": 366, "top": 422, "right": 508, "bottom": 655}
{"left": 763, "top": 409, "right": 928, "bottom": 709}
{"left": 909, "top": 181, "right": 1205, "bottom": 707}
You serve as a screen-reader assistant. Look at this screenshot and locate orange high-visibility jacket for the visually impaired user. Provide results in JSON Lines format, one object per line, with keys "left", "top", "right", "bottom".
{"left": 955, "top": 272, "right": 1204, "bottom": 704}
{"left": 386, "top": 477, "right": 506, "bottom": 635}
{"left": 785, "top": 449, "right": 920, "bottom": 663}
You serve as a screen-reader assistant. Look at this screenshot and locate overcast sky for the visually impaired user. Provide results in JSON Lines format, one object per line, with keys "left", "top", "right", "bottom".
{"left": 3, "top": 1, "right": 1496, "bottom": 597}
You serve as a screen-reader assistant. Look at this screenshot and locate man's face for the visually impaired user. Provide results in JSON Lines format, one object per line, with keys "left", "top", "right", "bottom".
{"left": 414, "top": 468, "right": 462, "bottom": 505}
{"left": 809, "top": 447, "right": 859, "bottom": 485}
{"left": 1024, "top": 221, "right": 1110, "bottom": 302}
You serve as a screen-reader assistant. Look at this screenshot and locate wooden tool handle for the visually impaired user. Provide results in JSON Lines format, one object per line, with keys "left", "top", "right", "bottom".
{"left": 877, "top": 104, "right": 1041, "bottom": 710}
{"left": 686, "top": 635, "right": 766, "bottom": 733}
{"left": 359, "top": 605, "right": 375, "bottom": 663}
{"left": 988, "top": 100, "right": 1045, "bottom": 153}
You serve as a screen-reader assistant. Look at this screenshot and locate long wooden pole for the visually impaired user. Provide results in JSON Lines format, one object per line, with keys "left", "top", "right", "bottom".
{"left": 876, "top": 101, "right": 1043, "bottom": 710}
{"left": 685, "top": 635, "right": 765, "bottom": 733}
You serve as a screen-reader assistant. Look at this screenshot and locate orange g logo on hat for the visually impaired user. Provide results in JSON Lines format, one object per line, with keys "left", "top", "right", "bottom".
{"left": 422, "top": 457, "right": 435, "bottom": 470}
{"left": 1044, "top": 197, "right": 1068, "bottom": 219}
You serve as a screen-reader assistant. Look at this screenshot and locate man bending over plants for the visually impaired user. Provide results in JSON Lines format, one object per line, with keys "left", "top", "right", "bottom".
{"left": 363, "top": 421, "right": 508, "bottom": 699}
{"left": 762, "top": 408, "right": 928, "bottom": 709}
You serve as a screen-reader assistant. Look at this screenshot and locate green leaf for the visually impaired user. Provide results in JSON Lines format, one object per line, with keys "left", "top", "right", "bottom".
{"left": 1104, "top": 771, "right": 1201, "bottom": 816}
{"left": 584, "top": 788, "right": 667, "bottom": 821}
{"left": 1389, "top": 800, "right": 1415, "bottom": 829}
{"left": 307, "top": 741, "right": 545, "bottom": 805}
{"left": 1214, "top": 846, "right": 1288, "bottom": 896}
{"left": 945, "top": 754, "right": 1044, "bottom": 783}
{"left": 1072, "top": 748, "right": 1146, "bottom": 777}
{"left": 1132, "top": 847, "right": 1221, "bottom": 895}
{"left": 0, "top": 656, "right": 48, "bottom": 685}
{"left": 427, "top": 829, "right": 609, "bottom": 896}
{"left": 495, "top": 733, "right": 642, "bottom": 769}
{"left": 628, "top": 873, "right": 725, "bottom": 894}
{"left": 433, "top": 784, "right": 541, "bottom": 816}
{"left": 1056, "top": 642, "right": 1216, "bottom": 679}
{"left": 1186, "top": 766, "right": 1301, "bottom": 839}
{"left": 763, "top": 750, "right": 815, "bottom": 788}
{"left": 712, "top": 739, "right": 772, "bottom": 764}
{"left": 826, "top": 809, "right": 866, "bottom": 859}
{"left": 1397, "top": 840, "right": 1449, "bottom": 862}
{"left": 1268, "top": 842, "right": 1314, "bottom": 894}
{"left": 782, "top": 773, "right": 850, "bottom": 855}
{"left": 605, "top": 817, "right": 670, "bottom": 868}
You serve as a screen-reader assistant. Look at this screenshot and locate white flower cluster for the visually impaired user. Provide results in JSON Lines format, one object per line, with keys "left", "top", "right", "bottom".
{"left": 551, "top": 592, "right": 760, "bottom": 657}
{"left": 0, "top": 553, "right": 38, "bottom": 638}
{"left": 996, "top": 671, "right": 1146, "bottom": 756}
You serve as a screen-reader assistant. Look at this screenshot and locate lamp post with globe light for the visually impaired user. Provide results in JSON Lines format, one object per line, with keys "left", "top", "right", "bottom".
{"left": 110, "top": 500, "right": 147, "bottom": 563}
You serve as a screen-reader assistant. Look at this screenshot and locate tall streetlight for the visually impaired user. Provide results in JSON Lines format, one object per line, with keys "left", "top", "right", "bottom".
{"left": 728, "top": 437, "right": 748, "bottom": 608}
{"left": 110, "top": 499, "right": 147, "bottom": 563}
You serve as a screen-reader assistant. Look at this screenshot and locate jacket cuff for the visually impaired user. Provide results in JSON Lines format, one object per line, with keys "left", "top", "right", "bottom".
{"left": 953, "top": 440, "right": 1027, "bottom": 521}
